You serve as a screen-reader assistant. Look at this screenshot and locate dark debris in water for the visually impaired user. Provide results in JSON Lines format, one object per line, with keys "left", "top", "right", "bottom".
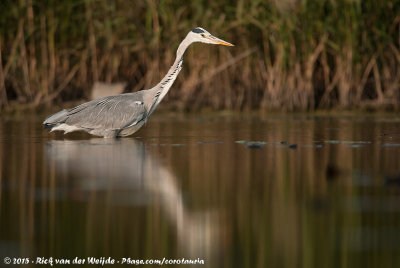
{"left": 381, "top": 143, "right": 400, "bottom": 147}
{"left": 235, "top": 140, "right": 266, "bottom": 149}
{"left": 151, "top": 143, "right": 185, "bottom": 147}
{"left": 326, "top": 164, "right": 342, "bottom": 180}
{"left": 385, "top": 174, "right": 400, "bottom": 187}
{"left": 245, "top": 142, "right": 265, "bottom": 149}
{"left": 317, "top": 141, "right": 400, "bottom": 148}
{"left": 347, "top": 144, "right": 364, "bottom": 148}
{"left": 235, "top": 139, "right": 395, "bottom": 149}
{"left": 323, "top": 140, "right": 372, "bottom": 144}
{"left": 236, "top": 140, "right": 301, "bottom": 150}
{"left": 302, "top": 144, "right": 324, "bottom": 148}
{"left": 198, "top": 141, "right": 223, "bottom": 144}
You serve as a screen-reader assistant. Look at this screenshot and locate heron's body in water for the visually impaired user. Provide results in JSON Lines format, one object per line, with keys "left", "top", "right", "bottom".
{"left": 43, "top": 27, "right": 233, "bottom": 138}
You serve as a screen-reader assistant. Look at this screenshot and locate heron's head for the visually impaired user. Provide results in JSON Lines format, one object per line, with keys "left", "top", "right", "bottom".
{"left": 188, "top": 27, "right": 234, "bottom": 46}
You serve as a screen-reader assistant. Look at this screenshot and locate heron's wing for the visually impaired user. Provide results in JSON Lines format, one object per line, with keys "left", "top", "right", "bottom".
{"left": 65, "top": 93, "right": 148, "bottom": 131}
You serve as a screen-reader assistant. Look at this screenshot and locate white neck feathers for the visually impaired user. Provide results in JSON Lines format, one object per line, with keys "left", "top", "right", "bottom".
{"left": 148, "top": 36, "right": 192, "bottom": 114}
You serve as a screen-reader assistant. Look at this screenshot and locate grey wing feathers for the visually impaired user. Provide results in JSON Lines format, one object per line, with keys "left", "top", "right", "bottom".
{"left": 44, "top": 93, "right": 148, "bottom": 131}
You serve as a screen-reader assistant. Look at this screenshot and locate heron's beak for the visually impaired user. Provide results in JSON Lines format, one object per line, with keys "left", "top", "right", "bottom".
{"left": 208, "top": 35, "right": 234, "bottom": 46}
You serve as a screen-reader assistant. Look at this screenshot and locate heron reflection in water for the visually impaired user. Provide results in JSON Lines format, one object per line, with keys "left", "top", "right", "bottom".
{"left": 46, "top": 139, "right": 222, "bottom": 257}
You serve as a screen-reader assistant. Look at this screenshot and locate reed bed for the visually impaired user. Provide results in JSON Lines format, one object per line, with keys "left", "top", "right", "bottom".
{"left": 0, "top": 0, "right": 399, "bottom": 112}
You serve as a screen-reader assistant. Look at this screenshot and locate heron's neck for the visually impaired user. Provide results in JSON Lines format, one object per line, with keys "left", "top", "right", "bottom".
{"left": 160, "top": 36, "right": 191, "bottom": 86}
{"left": 148, "top": 36, "right": 192, "bottom": 113}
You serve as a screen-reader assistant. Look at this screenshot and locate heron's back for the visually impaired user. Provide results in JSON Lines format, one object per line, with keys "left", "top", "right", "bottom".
{"left": 43, "top": 92, "right": 149, "bottom": 137}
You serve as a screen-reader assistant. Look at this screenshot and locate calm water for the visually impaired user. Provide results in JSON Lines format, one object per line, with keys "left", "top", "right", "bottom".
{"left": 1, "top": 113, "right": 400, "bottom": 267}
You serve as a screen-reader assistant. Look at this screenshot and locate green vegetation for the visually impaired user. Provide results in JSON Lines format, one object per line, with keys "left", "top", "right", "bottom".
{"left": 0, "top": 0, "right": 399, "bottom": 112}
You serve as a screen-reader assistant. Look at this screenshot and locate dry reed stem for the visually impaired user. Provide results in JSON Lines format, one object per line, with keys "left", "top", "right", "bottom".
{"left": 185, "top": 47, "right": 257, "bottom": 91}
{"left": 19, "top": 24, "right": 32, "bottom": 100}
{"left": 86, "top": 1, "right": 99, "bottom": 83}
{"left": 40, "top": 14, "right": 49, "bottom": 97}
{"left": 355, "top": 56, "right": 375, "bottom": 103}
{"left": 47, "top": 11, "right": 56, "bottom": 97}
{"left": 0, "top": 37, "right": 8, "bottom": 107}
{"left": 372, "top": 59, "right": 384, "bottom": 104}
{"left": 4, "top": 19, "right": 24, "bottom": 78}
{"left": 41, "top": 64, "right": 81, "bottom": 104}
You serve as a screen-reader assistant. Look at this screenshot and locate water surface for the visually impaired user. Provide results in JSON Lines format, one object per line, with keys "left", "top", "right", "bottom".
{"left": 1, "top": 113, "right": 400, "bottom": 267}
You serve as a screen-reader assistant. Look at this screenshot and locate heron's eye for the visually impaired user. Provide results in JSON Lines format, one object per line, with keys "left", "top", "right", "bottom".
{"left": 201, "top": 33, "right": 205, "bottom": 38}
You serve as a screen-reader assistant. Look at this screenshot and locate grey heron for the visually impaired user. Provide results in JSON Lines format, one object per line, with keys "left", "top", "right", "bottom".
{"left": 43, "top": 27, "right": 233, "bottom": 138}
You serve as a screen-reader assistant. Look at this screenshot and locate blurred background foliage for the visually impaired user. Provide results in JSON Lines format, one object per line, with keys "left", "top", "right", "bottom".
{"left": 0, "top": 0, "right": 400, "bottom": 112}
